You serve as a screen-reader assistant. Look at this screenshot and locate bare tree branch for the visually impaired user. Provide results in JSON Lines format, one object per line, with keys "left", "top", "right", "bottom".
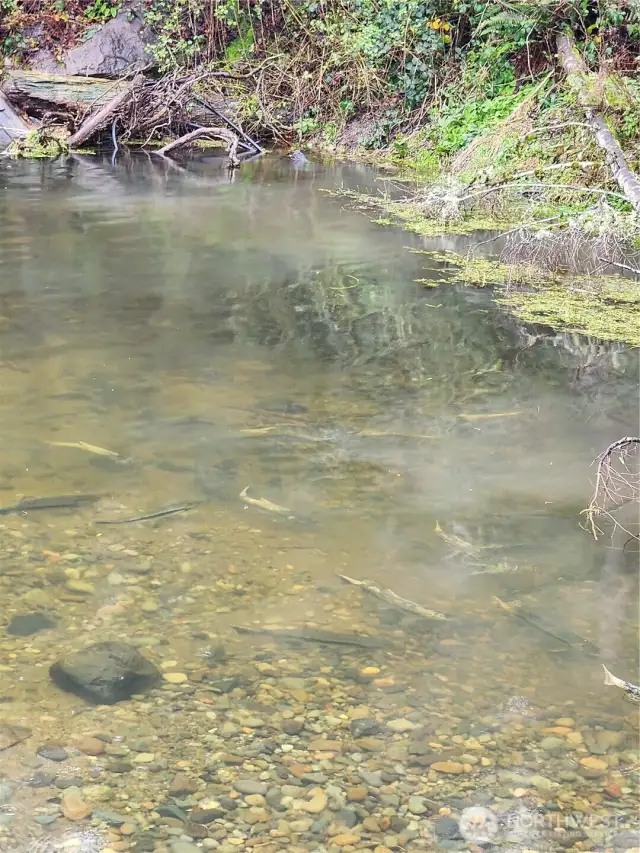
{"left": 155, "top": 126, "right": 240, "bottom": 166}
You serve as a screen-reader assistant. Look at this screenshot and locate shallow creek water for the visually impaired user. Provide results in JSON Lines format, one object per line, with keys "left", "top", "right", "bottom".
{"left": 0, "top": 154, "right": 638, "bottom": 853}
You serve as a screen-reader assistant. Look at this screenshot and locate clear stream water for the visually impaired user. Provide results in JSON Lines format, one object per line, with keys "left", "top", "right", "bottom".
{"left": 0, "top": 154, "right": 637, "bottom": 853}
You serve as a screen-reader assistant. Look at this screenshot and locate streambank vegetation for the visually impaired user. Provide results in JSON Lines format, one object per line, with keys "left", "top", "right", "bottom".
{"left": 1, "top": 1, "right": 638, "bottom": 339}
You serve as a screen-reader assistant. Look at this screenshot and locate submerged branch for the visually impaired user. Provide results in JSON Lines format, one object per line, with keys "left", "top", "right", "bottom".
{"left": 155, "top": 126, "right": 240, "bottom": 165}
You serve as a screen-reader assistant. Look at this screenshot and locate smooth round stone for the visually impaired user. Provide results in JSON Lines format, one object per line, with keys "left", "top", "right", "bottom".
{"left": 50, "top": 641, "right": 160, "bottom": 704}
{"left": 407, "top": 796, "right": 428, "bottom": 815}
{"left": 131, "top": 836, "right": 156, "bottom": 852}
{"left": 7, "top": 612, "right": 56, "bottom": 636}
{"left": 38, "top": 744, "right": 69, "bottom": 762}
{"left": 76, "top": 737, "right": 105, "bottom": 756}
{"left": 55, "top": 775, "right": 84, "bottom": 789}
{"left": 530, "top": 775, "right": 553, "bottom": 790}
{"left": 360, "top": 770, "right": 383, "bottom": 787}
{"left": 386, "top": 719, "right": 417, "bottom": 732}
{"left": 335, "top": 809, "right": 358, "bottom": 828}
{"left": 434, "top": 817, "right": 462, "bottom": 839}
{"left": 163, "top": 672, "right": 188, "bottom": 684}
{"left": 92, "top": 810, "right": 130, "bottom": 826}
{"left": 65, "top": 579, "right": 95, "bottom": 595}
{"left": 540, "top": 737, "right": 568, "bottom": 752}
{"left": 28, "top": 770, "right": 57, "bottom": 787}
{"left": 34, "top": 815, "right": 58, "bottom": 826}
{"left": 170, "top": 842, "right": 202, "bottom": 853}
{"left": 234, "top": 779, "right": 267, "bottom": 795}
{"left": 132, "top": 753, "right": 155, "bottom": 764}
{"left": 351, "top": 719, "right": 381, "bottom": 738}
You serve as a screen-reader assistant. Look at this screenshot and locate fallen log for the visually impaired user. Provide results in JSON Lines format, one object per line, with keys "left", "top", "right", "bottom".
{"left": 3, "top": 70, "right": 130, "bottom": 110}
{"left": 68, "top": 74, "right": 145, "bottom": 148}
{"left": 556, "top": 33, "right": 640, "bottom": 214}
{"left": 156, "top": 126, "right": 240, "bottom": 166}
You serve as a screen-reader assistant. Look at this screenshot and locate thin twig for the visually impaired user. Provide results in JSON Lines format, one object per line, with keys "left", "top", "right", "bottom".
{"left": 517, "top": 122, "right": 591, "bottom": 143}
{"left": 458, "top": 182, "right": 630, "bottom": 205}
{"left": 472, "top": 215, "right": 568, "bottom": 249}
{"left": 191, "top": 95, "right": 263, "bottom": 154}
{"left": 597, "top": 257, "right": 640, "bottom": 276}
{"left": 509, "top": 161, "right": 602, "bottom": 181}
{"left": 584, "top": 437, "right": 640, "bottom": 541}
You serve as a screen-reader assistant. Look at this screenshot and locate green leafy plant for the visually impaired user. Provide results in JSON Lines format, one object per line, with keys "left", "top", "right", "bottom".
{"left": 84, "top": 0, "right": 120, "bottom": 21}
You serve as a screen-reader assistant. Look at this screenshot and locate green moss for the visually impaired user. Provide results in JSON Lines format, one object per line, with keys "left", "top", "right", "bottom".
{"left": 8, "top": 129, "right": 68, "bottom": 159}
{"left": 501, "top": 284, "right": 640, "bottom": 347}
{"left": 411, "top": 250, "right": 640, "bottom": 346}
{"left": 390, "top": 201, "right": 507, "bottom": 236}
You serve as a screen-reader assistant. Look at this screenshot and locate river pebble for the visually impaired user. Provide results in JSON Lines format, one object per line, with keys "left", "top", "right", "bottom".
{"left": 0, "top": 490, "right": 636, "bottom": 853}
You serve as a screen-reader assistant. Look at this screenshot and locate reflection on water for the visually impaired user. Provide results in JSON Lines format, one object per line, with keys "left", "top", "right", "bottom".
{"left": 0, "top": 154, "right": 638, "bottom": 853}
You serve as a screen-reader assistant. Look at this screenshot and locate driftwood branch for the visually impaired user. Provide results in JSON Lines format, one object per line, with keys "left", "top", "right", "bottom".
{"left": 156, "top": 126, "right": 240, "bottom": 166}
{"left": 597, "top": 257, "right": 640, "bottom": 276}
{"left": 584, "top": 437, "right": 640, "bottom": 541}
{"left": 68, "top": 74, "right": 145, "bottom": 148}
{"left": 556, "top": 33, "right": 640, "bottom": 214}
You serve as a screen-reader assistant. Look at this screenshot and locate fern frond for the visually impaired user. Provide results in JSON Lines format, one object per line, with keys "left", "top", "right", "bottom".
{"left": 474, "top": 11, "right": 537, "bottom": 37}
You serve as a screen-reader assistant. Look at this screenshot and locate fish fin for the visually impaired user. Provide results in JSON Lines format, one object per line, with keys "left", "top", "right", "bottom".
{"left": 602, "top": 664, "right": 624, "bottom": 688}
{"left": 239, "top": 486, "right": 250, "bottom": 499}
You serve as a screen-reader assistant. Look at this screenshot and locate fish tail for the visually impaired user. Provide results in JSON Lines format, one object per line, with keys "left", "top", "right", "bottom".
{"left": 239, "top": 486, "right": 249, "bottom": 499}
{"left": 602, "top": 664, "right": 625, "bottom": 689}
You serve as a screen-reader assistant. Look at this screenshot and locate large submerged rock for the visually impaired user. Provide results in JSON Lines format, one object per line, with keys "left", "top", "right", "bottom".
{"left": 50, "top": 642, "right": 160, "bottom": 704}
{"left": 31, "top": 10, "right": 155, "bottom": 77}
